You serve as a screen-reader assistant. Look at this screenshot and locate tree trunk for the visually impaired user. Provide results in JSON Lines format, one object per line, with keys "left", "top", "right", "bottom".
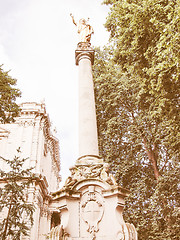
{"left": 142, "top": 137, "right": 160, "bottom": 180}
{"left": 2, "top": 199, "right": 12, "bottom": 240}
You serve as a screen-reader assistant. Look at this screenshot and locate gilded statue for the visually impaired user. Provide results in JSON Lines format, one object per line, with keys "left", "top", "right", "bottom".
{"left": 70, "top": 13, "right": 94, "bottom": 43}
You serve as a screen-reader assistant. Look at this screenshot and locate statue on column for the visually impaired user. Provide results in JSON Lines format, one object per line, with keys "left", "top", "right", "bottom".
{"left": 70, "top": 13, "right": 94, "bottom": 43}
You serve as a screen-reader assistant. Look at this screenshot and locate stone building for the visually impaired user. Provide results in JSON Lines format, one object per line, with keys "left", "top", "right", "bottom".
{"left": 0, "top": 102, "right": 61, "bottom": 239}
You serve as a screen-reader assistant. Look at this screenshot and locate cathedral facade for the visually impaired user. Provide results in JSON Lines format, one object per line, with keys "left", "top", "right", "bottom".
{"left": 0, "top": 102, "right": 61, "bottom": 239}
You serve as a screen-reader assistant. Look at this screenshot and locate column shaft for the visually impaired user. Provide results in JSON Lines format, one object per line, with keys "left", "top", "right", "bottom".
{"left": 77, "top": 50, "right": 99, "bottom": 158}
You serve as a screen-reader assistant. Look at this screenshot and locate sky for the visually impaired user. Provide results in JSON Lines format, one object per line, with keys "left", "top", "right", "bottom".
{"left": 0, "top": 0, "right": 110, "bottom": 185}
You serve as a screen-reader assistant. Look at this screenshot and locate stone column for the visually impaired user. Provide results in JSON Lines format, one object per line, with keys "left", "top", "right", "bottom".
{"left": 75, "top": 43, "right": 99, "bottom": 159}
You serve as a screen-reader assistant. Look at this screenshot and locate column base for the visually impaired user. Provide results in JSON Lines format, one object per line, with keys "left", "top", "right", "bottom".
{"left": 76, "top": 155, "right": 103, "bottom": 165}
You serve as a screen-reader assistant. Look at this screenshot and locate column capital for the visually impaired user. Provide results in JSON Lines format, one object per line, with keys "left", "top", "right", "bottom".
{"left": 75, "top": 42, "right": 94, "bottom": 65}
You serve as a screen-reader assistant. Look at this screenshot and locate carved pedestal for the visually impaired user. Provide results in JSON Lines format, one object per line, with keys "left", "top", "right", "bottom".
{"left": 49, "top": 158, "right": 137, "bottom": 240}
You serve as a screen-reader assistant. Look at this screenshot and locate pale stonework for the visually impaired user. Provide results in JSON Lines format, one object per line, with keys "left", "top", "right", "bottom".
{"left": 0, "top": 102, "right": 61, "bottom": 240}
{"left": 76, "top": 43, "right": 99, "bottom": 158}
{"left": 49, "top": 158, "right": 137, "bottom": 240}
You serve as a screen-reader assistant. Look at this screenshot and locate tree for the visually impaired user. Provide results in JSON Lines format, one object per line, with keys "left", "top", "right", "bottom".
{"left": 0, "top": 149, "right": 35, "bottom": 240}
{"left": 93, "top": 0, "right": 180, "bottom": 239}
{"left": 0, "top": 65, "right": 21, "bottom": 123}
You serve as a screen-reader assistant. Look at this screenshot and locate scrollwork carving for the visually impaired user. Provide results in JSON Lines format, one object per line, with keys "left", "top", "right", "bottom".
{"left": 77, "top": 42, "right": 92, "bottom": 50}
{"left": 49, "top": 225, "right": 69, "bottom": 240}
{"left": 61, "top": 163, "right": 117, "bottom": 191}
{"left": 78, "top": 165, "right": 102, "bottom": 179}
{"left": 100, "top": 163, "right": 117, "bottom": 186}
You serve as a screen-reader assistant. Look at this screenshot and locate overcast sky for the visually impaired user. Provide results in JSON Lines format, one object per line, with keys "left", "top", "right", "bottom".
{"left": 0, "top": 0, "right": 110, "bottom": 185}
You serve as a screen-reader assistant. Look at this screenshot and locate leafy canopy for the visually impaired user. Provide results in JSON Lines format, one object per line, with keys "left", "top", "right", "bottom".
{"left": 93, "top": 0, "right": 180, "bottom": 239}
{"left": 0, "top": 65, "right": 21, "bottom": 123}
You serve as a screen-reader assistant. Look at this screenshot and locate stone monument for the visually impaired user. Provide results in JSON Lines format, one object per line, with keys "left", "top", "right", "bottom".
{"left": 49, "top": 17, "right": 137, "bottom": 240}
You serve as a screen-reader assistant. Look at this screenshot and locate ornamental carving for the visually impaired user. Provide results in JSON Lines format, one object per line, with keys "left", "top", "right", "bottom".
{"left": 100, "top": 163, "right": 117, "bottom": 186}
{"left": 49, "top": 225, "right": 69, "bottom": 240}
{"left": 116, "top": 230, "right": 125, "bottom": 240}
{"left": 125, "top": 223, "right": 138, "bottom": 240}
{"left": 77, "top": 42, "right": 92, "bottom": 50}
{"left": 61, "top": 163, "right": 117, "bottom": 191}
{"left": 77, "top": 165, "right": 102, "bottom": 179}
{"left": 81, "top": 186, "right": 104, "bottom": 239}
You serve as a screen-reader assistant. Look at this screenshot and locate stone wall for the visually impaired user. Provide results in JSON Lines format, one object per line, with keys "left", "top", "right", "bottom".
{"left": 0, "top": 102, "right": 61, "bottom": 240}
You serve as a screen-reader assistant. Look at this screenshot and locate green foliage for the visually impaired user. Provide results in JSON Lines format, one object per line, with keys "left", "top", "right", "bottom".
{"left": 93, "top": 0, "right": 180, "bottom": 239}
{"left": 0, "top": 65, "right": 21, "bottom": 123}
{"left": 0, "top": 149, "right": 35, "bottom": 240}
